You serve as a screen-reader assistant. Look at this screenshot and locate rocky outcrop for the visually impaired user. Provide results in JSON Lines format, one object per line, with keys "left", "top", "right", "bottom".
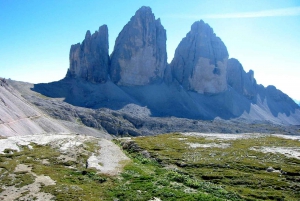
{"left": 66, "top": 25, "right": 109, "bottom": 83}
{"left": 45, "top": 6, "right": 300, "bottom": 125}
{"left": 227, "top": 58, "right": 257, "bottom": 100}
{"left": 110, "top": 6, "right": 167, "bottom": 86}
{"left": 170, "top": 20, "right": 228, "bottom": 94}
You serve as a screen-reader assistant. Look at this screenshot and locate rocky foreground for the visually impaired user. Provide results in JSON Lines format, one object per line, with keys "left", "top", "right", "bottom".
{"left": 0, "top": 134, "right": 129, "bottom": 201}
{"left": 1, "top": 133, "right": 300, "bottom": 200}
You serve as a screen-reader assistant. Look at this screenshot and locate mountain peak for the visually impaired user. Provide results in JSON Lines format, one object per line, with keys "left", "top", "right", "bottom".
{"left": 136, "top": 6, "right": 152, "bottom": 13}
{"left": 171, "top": 20, "right": 228, "bottom": 93}
{"left": 56, "top": 6, "right": 300, "bottom": 125}
{"left": 110, "top": 6, "right": 167, "bottom": 86}
{"left": 85, "top": 30, "right": 91, "bottom": 39}
{"left": 66, "top": 24, "right": 109, "bottom": 83}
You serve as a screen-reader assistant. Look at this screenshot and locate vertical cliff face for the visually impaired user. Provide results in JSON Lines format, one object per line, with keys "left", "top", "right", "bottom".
{"left": 54, "top": 6, "right": 300, "bottom": 124}
{"left": 66, "top": 25, "right": 109, "bottom": 83}
{"left": 227, "top": 58, "right": 257, "bottom": 100}
{"left": 110, "top": 6, "right": 167, "bottom": 86}
{"left": 170, "top": 20, "right": 228, "bottom": 94}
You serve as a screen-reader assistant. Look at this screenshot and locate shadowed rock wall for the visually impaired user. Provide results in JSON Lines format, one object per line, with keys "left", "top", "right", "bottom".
{"left": 66, "top": 25, "right": 109, "bottom": 83}
{"left": 170, "top": 20, "right": 228, "bottom": 94}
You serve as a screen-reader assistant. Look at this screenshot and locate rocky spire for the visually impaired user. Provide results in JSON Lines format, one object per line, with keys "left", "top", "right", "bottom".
{"left": 227, "top": 58, "right": 257, "bottom": 99}
{"left": 110, "top": 6, "right": 167, "bottom": 86}
{"left": 170, "top": 20, "right": 228, "bottom": 94}
{"left": 66, "top": 25, "right": 109, "bottom": 83}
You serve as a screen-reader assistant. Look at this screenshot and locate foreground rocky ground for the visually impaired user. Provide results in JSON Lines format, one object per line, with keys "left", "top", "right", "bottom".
{"left": 0, "top": 134, "right": 130, "bottom": 200}
{"left": 1, "top": 133, "right": 300, "bottom": 200}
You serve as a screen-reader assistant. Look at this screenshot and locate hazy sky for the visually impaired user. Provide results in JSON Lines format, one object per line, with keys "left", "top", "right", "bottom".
{"left": 1, "top": 0, "right": 300, "bottom": 101}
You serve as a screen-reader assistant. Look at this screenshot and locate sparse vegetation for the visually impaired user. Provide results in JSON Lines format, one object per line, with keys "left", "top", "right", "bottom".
{"left": 1, "top": 133, "right": 300, "bottom": 200}
{"left": 109, "top": 147, "right": 241, "bottom": 201}
{"left": 132, "top": 133, "right": 300, "bottom": 200}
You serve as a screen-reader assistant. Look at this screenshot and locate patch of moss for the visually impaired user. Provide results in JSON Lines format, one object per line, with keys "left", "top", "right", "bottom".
{"left": 84, "top": 141, "right": 99, "bottom": 153}
{"left": 107, "top": 147, "right": 242, "bottom": 201}
{"left": 0, "top": 142, "right": 114, "bottom": 200}
{"left": 0, "top": 172, "right": 35, "bottom": 188}
{"left": 2, "top": 133, "right": 299, "bottom": 200}
{"left": 15, "top": 172, "right": 35, "bottom": 188}
{"left": 132, "top": 133, "right": 300, "bottom": 200}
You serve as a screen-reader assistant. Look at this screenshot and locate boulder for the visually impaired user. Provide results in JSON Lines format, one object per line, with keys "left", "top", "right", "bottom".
{"left": 110, "top": 6, "right": 167, "bottom": 86}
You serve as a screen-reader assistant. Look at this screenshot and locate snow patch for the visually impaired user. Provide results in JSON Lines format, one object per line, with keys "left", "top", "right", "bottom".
{"left": 250, "top": 147, "right": 300, "bottom": 160}
{"left": 187, "top": 142, "right": 230, "bottom": 149}
{"left": 182, "top": 132, "right": 263, "bottom": 140}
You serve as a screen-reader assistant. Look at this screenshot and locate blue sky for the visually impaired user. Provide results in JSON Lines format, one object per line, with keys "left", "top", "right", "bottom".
{"left": 1, "top": 0, "right": 300, "bottom": 102}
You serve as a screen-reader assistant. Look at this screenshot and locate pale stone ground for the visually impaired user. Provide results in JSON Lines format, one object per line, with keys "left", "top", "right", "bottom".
{"left": 0, "top": 134, "right": 130, "bottom": 200}
{"left": 0, "top": 134, "right": 97, "bottom": 153}
{"left": 87, "top": 139, "right": 130, "bottom": 175}
{"left": 187, "top": 142, "right": 231, "bottom": 149}
{"left": 250, "top": 147, "right": 300, "bottom": 160}
{"left": 0, "top": 164, "right": 56, "bottom": 201}
{"left": 182, "top": 132, "right": 264, "bottom": 140}
{"left": 181, "top": 132, "right": 300, "bottom": 159}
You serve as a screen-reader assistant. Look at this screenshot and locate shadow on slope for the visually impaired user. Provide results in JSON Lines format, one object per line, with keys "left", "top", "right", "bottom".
{"left": 250, "top": 84, "right": 300, "bottom": 120}
{"left": 32, "top": 78, "right": 253, "bottom": 120}
{"left": 32, "top": 78, "right": 138, "bottom": 110}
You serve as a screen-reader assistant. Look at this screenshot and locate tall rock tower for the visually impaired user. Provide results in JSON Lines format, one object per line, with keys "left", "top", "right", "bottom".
{"left": 170, "top": 20, "right": 228, "bottom": 94}
{"left": 110, "top": 6, "right": 167, "bottom": 86}
{"left": 66, "top": 25, "right": 109, "bottom": 83}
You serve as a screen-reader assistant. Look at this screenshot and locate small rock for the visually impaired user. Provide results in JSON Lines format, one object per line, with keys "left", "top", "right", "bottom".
{"left": 149, "top": 197, "right": 162, "bottom": 201}
{"left": 141, "top": 150, "right": 151, "bottom": 158}
{"left": 266, "top": 167, "right": 275, "bottom": 172}
{"left": 176, "top": 161, "right": 187, "bottom": 167}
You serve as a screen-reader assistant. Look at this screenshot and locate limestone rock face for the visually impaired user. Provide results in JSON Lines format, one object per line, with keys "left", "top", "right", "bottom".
{"left": 110, "top": 6, "right": 167, "bottom": 86}
{"left": 227, "top": 58, "right": 257, "bottom": 99}
{"left": 66, "top": 25, "right": 109, "bottom": 83}
{"left": 170, "top": 20, "right": 228, "bottom": 94}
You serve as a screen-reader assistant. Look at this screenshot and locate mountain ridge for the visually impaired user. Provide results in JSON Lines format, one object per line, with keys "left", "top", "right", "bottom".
{"left": 31, "top": 6, "right": 299, "bottom": 125}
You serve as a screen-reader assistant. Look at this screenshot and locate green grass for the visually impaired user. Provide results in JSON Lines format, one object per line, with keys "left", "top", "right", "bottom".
{"left": 0, "top": 142, "right": 115, "bottom": 200}
{"left": 132, "top": 133, "right": 300, "bottom": 201}
{"left": 108, "top": 139, "right": 243, "bottom": 201}
{"left": 0, "top": 138, "right": 243, "bottom": 201}
{"left": 108, "top": 151, "right": 239, "bottom": 201}
{"left": 1, "top": 133, "right": 299, "bottom": 200}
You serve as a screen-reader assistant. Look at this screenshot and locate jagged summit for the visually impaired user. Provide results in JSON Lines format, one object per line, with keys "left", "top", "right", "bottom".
{"left": 66, "top": 25, "right": 109, "bottom": 83}
{"left": 170, "top": 20, "right": 228, "bottom": 94}
{"left": 227, "top": 58, "right": 257, "bottom": 99}
{"left": 31, "top": 6, "right": 300, "bottom": 125}
{"left": 110, "top": 6, "right": 167, "bottom": 86}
